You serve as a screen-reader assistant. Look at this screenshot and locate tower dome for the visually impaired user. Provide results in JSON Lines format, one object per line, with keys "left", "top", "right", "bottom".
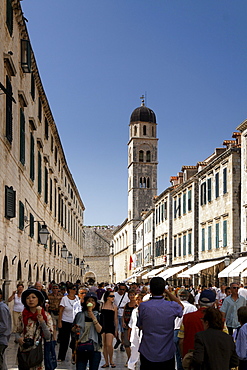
{"left": 130, "top": 104, "right": 156, "bottom": 124}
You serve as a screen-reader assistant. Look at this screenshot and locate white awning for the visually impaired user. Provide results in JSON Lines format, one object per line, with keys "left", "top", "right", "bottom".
{"left": 122, "top": 274, "right": 136, "bottom": 282}
{"left": 178, "top": 259, "right": 225, "bottom": 278}
{"left": 135, "top": 269, "right": 148, "bottom": 277}
{"left": 218, "top": 257, "right": 247, "bottom": 278}
{"left": 158, "top": 265, "right": 185, "bottom": 279}
{"left": 142, "top": 267, "right": 164, "bottom": 279}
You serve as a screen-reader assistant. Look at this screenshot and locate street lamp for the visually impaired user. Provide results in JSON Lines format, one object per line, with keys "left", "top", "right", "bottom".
{"left": 86, "top": 264, "right": 90, "bottom": 272}
{"left": 39, "top": 224, "right": 50, "bottom": 245}
{"left": 80, "top": 260, "right": 85, "bottom": 269}
{"left": 67, "top": 253, "right": 73, "bottom": 264}
{"left": 61, "top": 244, "right": 68, "bottom": 259}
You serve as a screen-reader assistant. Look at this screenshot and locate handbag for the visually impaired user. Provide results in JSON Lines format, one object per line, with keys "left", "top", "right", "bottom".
{"left": 44, "top": 339, "right": 57, "bottom": 370}
{"left": 77, "top": 340, "right": 94, "bottom": 353}
{"left": 17, "top": 340, "right": 43, "bottom": 370}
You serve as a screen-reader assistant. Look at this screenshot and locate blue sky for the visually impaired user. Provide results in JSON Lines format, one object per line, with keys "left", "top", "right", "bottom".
{"left": 22, "top": 1, "right": 247, "bottom": 226}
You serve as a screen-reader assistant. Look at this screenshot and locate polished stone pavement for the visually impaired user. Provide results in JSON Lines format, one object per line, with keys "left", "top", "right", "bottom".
{"left": 5, "top": 334, "right": 134, "bottom": 370}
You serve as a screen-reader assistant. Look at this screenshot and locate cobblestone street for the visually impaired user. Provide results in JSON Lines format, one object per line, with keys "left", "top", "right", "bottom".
{"left": 5, "top": 334, "right": 134, "bottom": 370}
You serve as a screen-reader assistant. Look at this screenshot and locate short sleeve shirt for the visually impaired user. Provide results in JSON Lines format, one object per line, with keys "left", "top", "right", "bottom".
{"left": 220, "top": 295, "right": 246, "bottom": 328}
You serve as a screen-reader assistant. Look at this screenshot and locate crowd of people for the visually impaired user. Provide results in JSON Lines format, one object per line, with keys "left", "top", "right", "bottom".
{"left": 0, "top": 279, "right": 247, "bottom": 369}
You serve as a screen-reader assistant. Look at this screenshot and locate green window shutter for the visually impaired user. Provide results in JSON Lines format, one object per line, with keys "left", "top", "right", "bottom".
{"left": 174, "top": 238, "right": 177, "bottom": 258}
{"left": 188, "top": 189, "right": 192, "bottom": 211}
{"left": 45, "top": 117, "right": 49, "bottom": 140}
{"left": 44, "top": 167, "right": 48, "bottom": 204}
{"left": 38, "top": 152, "right": 42, "bottom": 194}
{"left": 215, "top": 173, "right": 219, "bottom": 198}
{"left": 30, "top": 133, "right": 35, "bottom": 181}
{"left": 29, "top": 213, "right": 34, "bottom": 238}
{"left": 183, "top": 193, "right": 186, "bottom": 214}
{"left": 19, "top": 201, "right": 24, "bottom": 230}
{"left": 6, "top": 0, "right": 13, "bottom": 36}
{"left": 5, "top": 185, "right": 16, "bottom": 219}
{"left": 223, "top": 168, "right": 227, "bottom": 194}
{"left": 183, "top": 235, "right": 186, "bottom": 256}
{"left": 208, "top": 226, "right": 212, "bottom": 250}
{"left": 202, "top": 228, "right": 205, "bottom": 251}
{"left": 223, "top": 220, "right": 227, "bottom": 247}
{"left": 174, "top": 199, "right": 177, "bottom": 219}
{"left": 20, "top": 108, "right": 25, "bottom": 165}
{"left": 207, "top": 178, "right": 212, "bottom": 202}
{"left": 6, "top": 75, "right": 13, "bottom": 143}
{"left": 178, "top": 237, "right": 181, "bottom": 256}
{"left": 37, "top": 222, "right": 41, "bottom": 243}
{"left": 215, "top": 223, "right": 219, "bottom": 249}
{"left": 188, "top": 233, "right": 192, "bottom": 254}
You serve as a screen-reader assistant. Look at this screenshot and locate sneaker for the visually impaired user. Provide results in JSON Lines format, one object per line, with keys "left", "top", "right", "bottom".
{"left": 114, "top": 338, "right": 121, "bottom": 349}
{"left": 120, "top": 344, "right": 125, "bottom": 352}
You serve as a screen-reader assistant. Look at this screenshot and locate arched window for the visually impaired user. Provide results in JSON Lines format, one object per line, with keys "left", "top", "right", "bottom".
{"left": 140, "top": 178, "right": 143, "bottom": 188}
{"left": 17, "top": 260, "right": 22, "bottom": 281}
{"left": 139, "top": 150, "right": 144, "bottom": 162}
{"left": 143, "top": 125, "right": 146, "bottom": 135}
{"left": 152, "top": 126, "right": 154, "bottom": 137}
{"left": 146, "top": 151, "right": 151, "bottom": 162}
{"left": 147, "top": 177, "right": 150, "bottom": 188}
{"left": 143, "top": 177, "right": 146, "bottom": 188}
{"left": 134, "top": 126, "right": 137, "bottom": 136}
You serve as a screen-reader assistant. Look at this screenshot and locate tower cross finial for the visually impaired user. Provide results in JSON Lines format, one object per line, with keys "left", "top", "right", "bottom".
{"left": 140, "top": 95, "right": 145, "bottom": 106}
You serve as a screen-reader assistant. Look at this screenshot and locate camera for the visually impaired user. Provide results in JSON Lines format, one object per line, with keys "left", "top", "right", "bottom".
{"left": 23, "top": 338, "right": 34, "bottom": 349}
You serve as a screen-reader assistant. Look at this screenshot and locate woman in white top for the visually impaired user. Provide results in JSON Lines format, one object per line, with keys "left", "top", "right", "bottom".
{"left": 7, "top": 283, "right": 24, "bottom": 333}
{"left": 57, "top": 283, "right": 79, "bottom": 362}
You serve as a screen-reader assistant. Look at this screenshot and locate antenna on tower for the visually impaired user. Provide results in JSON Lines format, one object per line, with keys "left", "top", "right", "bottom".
{"left": 140, "top": 94, "right": 145, "bottom": 106}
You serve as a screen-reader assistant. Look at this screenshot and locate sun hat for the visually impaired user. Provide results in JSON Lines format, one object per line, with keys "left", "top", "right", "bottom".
{"left": 21, "top": 288, "right": 45, "bottom": 306}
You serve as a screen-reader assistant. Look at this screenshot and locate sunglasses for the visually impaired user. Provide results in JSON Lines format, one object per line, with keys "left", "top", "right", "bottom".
{"left": 109, "top": 295, "right": 115, "bottom": 298}
{"left": 232, "top": 287, "right": 239, "bottom": 289}
{"left": 119, "top": 288, "right": 126, "bottom": 291}
{"left": 70, "top": 287, "right": 77, "bottom": 290}
{"left": 79, "top": 292, "right": 86, "bottom": 294}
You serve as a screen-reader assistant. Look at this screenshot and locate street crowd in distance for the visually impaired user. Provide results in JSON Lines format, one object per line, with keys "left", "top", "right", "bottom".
{"left": 1, "top": 278, "right": 247, "bottom": 370}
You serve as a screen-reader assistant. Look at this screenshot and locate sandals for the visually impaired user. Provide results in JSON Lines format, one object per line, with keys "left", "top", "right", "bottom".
{"left": 101, "top": 365, "right": 109, "bottom": 368}
{"left": 110, "top": 364, "right": 116, "bottom": 368}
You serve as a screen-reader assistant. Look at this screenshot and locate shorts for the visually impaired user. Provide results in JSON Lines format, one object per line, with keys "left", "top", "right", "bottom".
{"left": 122, "top": 328, "right": 131, "bottom": 348}
{"left": 50, "top": 312, "right": 59, "bottom": 326}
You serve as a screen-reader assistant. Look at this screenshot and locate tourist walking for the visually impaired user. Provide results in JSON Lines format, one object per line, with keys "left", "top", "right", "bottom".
{"left": 0, "top": 288, "right": 12, "bottom": 370}
{"left": 101, "top": 290, "right": 118, "bottom": 368}
{"left": 122, "top": 289, "right": 138, "bottom": 365}
{"left": 47, "top": 284, "right": 63, "bottom": 340}
{"left": 236, "top": 306, "right": 247, "bottom": 370}
{"left": 114, "top": 284, "right": 129, "bottom": 351}
{"left": 7, "top": 283, "right": 24, "bottom": 333}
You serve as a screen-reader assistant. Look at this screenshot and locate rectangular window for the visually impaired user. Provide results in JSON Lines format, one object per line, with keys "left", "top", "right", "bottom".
{"left": 38, "top": 97, "right": 42, "bottom": 122}
{"left": 183, "top": 193, "right": 186, "bottom": 214}
{"left": 223, "top": 220, "right": 227, "bottom": 247}
{"left": 178, "top": 197, "right": 181, "bottom": 217}
{"left": 215, "top": 223, "right": 219, "bottom": 249}
{"left": 31, "top": 72, "right": 35, "bottom": 100}
{"left": 161, "top": 203, "right": 164, "bottom": 222}
{"left": 215, "top": 173, "right": 219, "bottom": 198}
{"left": 6, "top": 0, "right": 13, "bottom": 36}
{"left": 164, "top": 201, "right": 167, "bottom": 219}
{"left": 174, "top": 199, "right": 177, "bottom": 219}
{"left": 208, "top": 225, "right": 212, "bottom": 250}
{"left": 207, "top": 178, "right": 212, "bottom": 202}
{"left": 29, "top": 213, "right": 34, "bottom": 238}
{"left": 188, "top": 189, "right": 192, "bottom": 211}
{"left": 38, "top": 151, "right": 42, "bottom": 194}
{"left": 6, "top": 75, "right": 13, "bottom": 143}
{"left": 223, "top": 168, "right": 227, "bottom": 194}
{"left": 21, "top": 39, "right": 31, "bottom": 73}
{"left": 178, "top": 236, "right": 181, "bottom": 257}
{"left": 49, "top": 179, "right": 52, "bottom": 211}
{"left": 188, "top": 232, "right": 192, "bottom": 254}
{"left": 45, "top": 117, "right": 49, "bottom": 140}
{"left": 202, "top": 228, "right": 205, "bottom": 251}
{"left": 30, "top": 133, "right": 35, "bottom": 181}
{"left": 20, "top": 108, "right": 25, "bottom": 165}
{"left": 19, "top": 201, "right": 25, "bottom": 230}
{"left": 183, "top": 235, "right": 186, "bottom": 256}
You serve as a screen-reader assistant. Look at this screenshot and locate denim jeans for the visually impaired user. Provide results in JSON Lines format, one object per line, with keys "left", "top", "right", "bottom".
{"left": 174, "top": 329, "right": 183, "bottom": 370}
{"left": 76, "top": 350, "right": 101, "bottom": 370}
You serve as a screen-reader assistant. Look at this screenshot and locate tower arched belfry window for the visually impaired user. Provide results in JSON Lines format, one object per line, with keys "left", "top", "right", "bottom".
{"left": 147, "top": 177, "right": 150, "bottom": 188}
{"left": 143, "top": 125, "right": 146, "bottom": 135}
{"left": 140, "top": 177, "right": 149, "bottom": 188}
{"left": 146, "top": 151, "right": 151, "bottom": 162}
{"left": 139, "top": 150, "right": 144, "bottom": 162}
{"left": 134, "top": 125, "right": 137, "bottom": 136}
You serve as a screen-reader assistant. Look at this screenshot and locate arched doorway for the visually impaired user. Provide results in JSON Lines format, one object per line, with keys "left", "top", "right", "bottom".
{"left": 2, "top": 256, "right": 9, "bottom": 301}
{"left": 28, "top": 264, "right": 32, "bottom": 285}
{"left": 17, "top": 260, "right": 22, "bottom": 281}
{"left": 84, "top": 271, "right": 96, "bottom": 285}
{"left": 36, "top": 266, "right": 39, "bottom": 282}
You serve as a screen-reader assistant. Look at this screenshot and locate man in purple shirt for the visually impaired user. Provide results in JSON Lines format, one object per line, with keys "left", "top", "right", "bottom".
{"left": 137, "top": 277, "right": 183, "bottom": 370}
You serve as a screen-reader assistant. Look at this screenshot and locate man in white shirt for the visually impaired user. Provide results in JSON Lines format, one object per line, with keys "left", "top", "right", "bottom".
{"left": 114, "top": 283, "right": 130, "bottom": 351}
{"left": 238, "top": 284, "right": 247, "bottom": 300}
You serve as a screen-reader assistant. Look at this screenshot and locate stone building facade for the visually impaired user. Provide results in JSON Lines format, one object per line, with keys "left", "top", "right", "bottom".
{"left": 0, "top": 0, "right": 85, "bottom": 299}
{"left": 83, "top": 226, "right": 115, "bottom": 284}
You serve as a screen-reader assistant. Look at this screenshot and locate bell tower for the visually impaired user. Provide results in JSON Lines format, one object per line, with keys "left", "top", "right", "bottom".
{"left": 128, "top": 97, "right": 158, "bottom": 222}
